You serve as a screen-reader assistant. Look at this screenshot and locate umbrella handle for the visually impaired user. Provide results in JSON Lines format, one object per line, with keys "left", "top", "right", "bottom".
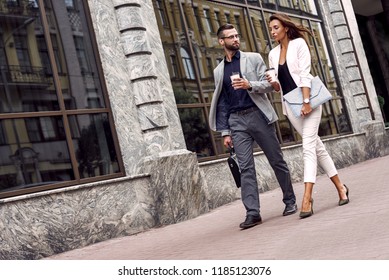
{"left": 228, "top": 145, "right": 235, "bottom": 156}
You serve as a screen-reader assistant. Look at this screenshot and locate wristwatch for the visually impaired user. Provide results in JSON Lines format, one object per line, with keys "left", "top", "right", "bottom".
{"left": 247, "top": 81, "right": 252, "bottom": 91}
{"left": 303, "top": 98, "right": 310, "bottom": 104}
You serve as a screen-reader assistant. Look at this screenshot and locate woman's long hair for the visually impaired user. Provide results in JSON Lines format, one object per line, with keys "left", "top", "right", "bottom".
{"left": 269, "top": 13, "right": 312, "bottom": 43}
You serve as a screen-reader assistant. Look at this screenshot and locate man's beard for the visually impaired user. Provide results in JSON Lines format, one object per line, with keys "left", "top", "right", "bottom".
{"left": 225, "top": 43, "right": 240, "bottom": 51}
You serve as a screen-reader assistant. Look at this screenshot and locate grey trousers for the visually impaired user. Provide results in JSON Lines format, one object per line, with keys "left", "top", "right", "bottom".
{"left": 229, "top": 108, "right": 296, "bottom": 216}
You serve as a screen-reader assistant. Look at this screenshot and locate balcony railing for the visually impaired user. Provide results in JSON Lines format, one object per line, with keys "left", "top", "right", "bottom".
{"left": 0, "top": 65, "right": 52, "bottom": 85}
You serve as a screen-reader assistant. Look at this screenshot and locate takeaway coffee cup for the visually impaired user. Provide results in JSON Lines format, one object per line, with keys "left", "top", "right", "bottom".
{"left": 265, "top": 68, "right": 276, "bottom": 83}
{"left": 230, "top": 72, "right": 240, "bottom": 82}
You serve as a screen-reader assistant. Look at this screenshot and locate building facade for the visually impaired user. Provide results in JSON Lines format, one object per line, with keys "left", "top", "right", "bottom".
{"left": 0, "top": 0, "right": 388, "bottom": 259}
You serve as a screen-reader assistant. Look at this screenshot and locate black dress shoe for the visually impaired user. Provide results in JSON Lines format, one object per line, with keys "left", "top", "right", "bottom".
{"left": 283, "top": 203, "right": 298, "bottom": 216}
{"left": 239, "top": 215, "right": 262, "bottom": 229}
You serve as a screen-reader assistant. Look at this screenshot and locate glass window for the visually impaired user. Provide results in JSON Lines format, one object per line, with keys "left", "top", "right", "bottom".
{"left": 155, "top": 0, "right": 168, "bottom": 27}
{"left": 65, "top": 0, "right": 74, "bottom": 9}
{"left": 234, "top": 15, "right": 241, "bottom": 35}
{"left": 178, "top": 108, "right": 215, "bottom": 157}
{"left": 0, "top": 5, "right": 58, "bottom": 114}
{"left": 170, "top": 55, "right": 178, "bottom": 78}
{"left": 0, "top": 120, "right": 6, "bottom": 145}
{"left": 203, "top": 9, "right": 213, "bottom": 33}
{"left": 0, "top": 0, "right": 122, "bottom": 198}
{"left": 0, "top": 117, "right": 74, "bottom": 192}
{"left": 193, "top": 7, "right": 203, "bottom": 31}
{"left": 214, "top": 11, "right": 221, "bottom": 30}
{"left": 154, "top": 0, "right": 351, "bottom": 160}
{"left": 206, "top": 57, "right": 213, "bottom": 78}
{"left": 180, "top": 47, "right": 195, "bottom": 80}
{"left": 71, "top": 114, "right": 120, "bottom": 179}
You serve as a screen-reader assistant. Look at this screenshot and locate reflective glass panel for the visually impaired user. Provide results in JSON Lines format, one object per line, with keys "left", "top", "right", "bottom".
{"left": 0, "top": 0, "right": 58, "bottom": 113}
{"left": 70, "top": 113, "right": 120, "bottom": 178}
{"left": 0, "top": 117, "right": 74, "bottom": 193}
{"left": 44, "top": 0, "right": 106, "bottom": 110}
{"left": 178, "top": 108, "right": 215, "bottom": 157}
{"left": 154, "top": 0, "right": 351, "bottom": 160}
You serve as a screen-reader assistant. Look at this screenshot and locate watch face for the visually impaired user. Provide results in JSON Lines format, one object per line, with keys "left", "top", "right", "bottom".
{"left": 304, "top": 98, "right": 310, "bottom": 104}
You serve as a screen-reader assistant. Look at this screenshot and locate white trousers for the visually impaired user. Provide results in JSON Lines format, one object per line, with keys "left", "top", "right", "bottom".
{"left": 285, "top": 104, "right": 338, "bottom": 183}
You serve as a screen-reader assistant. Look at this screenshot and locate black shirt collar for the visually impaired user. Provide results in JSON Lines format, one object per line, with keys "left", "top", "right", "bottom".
{"left": 224, "top": 50, "right": 240, "bottom": 63}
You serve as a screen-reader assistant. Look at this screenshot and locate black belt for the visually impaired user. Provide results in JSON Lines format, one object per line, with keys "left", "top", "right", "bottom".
{"left": 232, "top": 106, "right": 259, "bottom": 115}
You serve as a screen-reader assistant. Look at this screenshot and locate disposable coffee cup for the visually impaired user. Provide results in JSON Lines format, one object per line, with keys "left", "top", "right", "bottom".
{"left": 230, "top": 72, "right": 240, "bottom": 82}
{"left": 265, "top": 68, "right": 276, "bottom": 83}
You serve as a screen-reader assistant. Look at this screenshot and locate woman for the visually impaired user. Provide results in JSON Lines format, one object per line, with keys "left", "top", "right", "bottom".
{"left": 267, "top": 13, "right": 349, "bottom": 218}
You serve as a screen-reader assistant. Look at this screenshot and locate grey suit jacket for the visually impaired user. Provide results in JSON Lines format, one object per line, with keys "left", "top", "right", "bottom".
{"left": 209, "top": 51, "right": 278, "bottom": 136}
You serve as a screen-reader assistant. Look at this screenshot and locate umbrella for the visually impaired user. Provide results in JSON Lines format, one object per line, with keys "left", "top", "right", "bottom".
{"left": 227, "top": 146, "right": 241, "bottom": 188}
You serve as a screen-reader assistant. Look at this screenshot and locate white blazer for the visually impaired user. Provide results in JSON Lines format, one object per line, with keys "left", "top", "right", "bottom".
{"left": 268, "top": 37, "right": 314, "bottom": 114}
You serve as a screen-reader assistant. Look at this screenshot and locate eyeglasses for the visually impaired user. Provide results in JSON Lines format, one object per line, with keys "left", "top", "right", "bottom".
{"left": 221, "top": 34, "right": 240, "bottom": 40}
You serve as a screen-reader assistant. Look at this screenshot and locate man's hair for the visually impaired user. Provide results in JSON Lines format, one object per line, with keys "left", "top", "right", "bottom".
{"left": 216, "top": 24, "right": 235, "bottom": 39}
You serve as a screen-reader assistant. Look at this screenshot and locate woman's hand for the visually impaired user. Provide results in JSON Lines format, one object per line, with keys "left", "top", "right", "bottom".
{"left": 265, "top": 74, "right": 280, "bottom": 91}
{"left": 301, "top": 103, "right": 312, "bottom": 116}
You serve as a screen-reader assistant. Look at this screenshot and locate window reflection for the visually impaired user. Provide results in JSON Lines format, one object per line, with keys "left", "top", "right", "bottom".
{"left": 0, "top": 2, "right": 57, "bottom": 114}
{"left": 180, "top": 47, "right": 195, "bottom": 80}
{"left": 178, "top": 108, "right": 215, "bottom": 157}
{"left": 45, "top": 0, "right": 106, "bottom": 110}
{"left": 0, "top": 117, "right": 74, "bottom": 192}
{"left": 71, "top": 114, "right": 120, "bottom": 179}
{"left": 153, "top": 0, "right": 350, "bottom": 160}
{"left": 0, "top": 0, "right": 122, "bottom": 197}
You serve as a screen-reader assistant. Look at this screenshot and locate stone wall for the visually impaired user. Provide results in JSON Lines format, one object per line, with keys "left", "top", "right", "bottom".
{"left": 200, "top": 130, "right": 389, "bottom": 211}
{"left": 0, "top": 175, "right": 152, "bottom": 259}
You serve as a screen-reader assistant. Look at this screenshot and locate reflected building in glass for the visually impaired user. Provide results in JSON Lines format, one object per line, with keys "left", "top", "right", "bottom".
{"left": 154, "top": 0, "right": 351, "bottom": 159}
{"left": 0, "top": 0, "right": 122, "bottom": 194}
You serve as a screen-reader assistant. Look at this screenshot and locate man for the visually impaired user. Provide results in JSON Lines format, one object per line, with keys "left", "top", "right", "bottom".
{"left": 209, "top": 24, "right": 297, "bottom": 229}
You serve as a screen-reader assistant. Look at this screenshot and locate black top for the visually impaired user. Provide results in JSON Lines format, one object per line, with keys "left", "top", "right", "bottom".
{"left": 222, "top": 51, "right": 256, "bottom": 114}
{"left": 278, "top": 62, "right": 297, "bottom": 94}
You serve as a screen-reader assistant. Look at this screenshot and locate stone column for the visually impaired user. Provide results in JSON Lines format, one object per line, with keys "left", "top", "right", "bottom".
{"left": 318, "top": 0, "right": 383, "bottom": 133}
{"left": 88, "top": 0, "right": 209, "bottom": 224}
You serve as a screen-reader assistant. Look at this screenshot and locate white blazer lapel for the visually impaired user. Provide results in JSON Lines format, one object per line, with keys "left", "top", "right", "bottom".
{"left": 272, "top": 45, "right": 281, "bottom": 73}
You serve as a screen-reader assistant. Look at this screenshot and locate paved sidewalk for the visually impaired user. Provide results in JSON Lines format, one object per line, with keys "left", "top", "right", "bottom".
{"left": 47, "top": 155, "right": 389, "bottom": 260}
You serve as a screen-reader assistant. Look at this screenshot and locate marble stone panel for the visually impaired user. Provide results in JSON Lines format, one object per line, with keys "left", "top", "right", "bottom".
{"left": 135, "top": 0, "right": 186, "bottom": 150}
{"left": 346, "top": 66, "right": 361, "bottom": 81}
{"left": 142, "top": 150, "right": 209, "bottom": 225}
{"left": 331, "top": 11, "right": 346, "bottom": 25}
{"left": 199, "top": 159, "right": 241, "bottom": 210}
{"left": 133, "top": 78, "right": 163, "bottom": 105}
{"left": 0, "top": 176, "right": 154, "bottom": 260}
{"left": 349, "top": 80, "right": 365, "bottom": 94}
{"left": 339, "top": 39, "right": 353, "bottom": 54}
{"left": 354, "top": 95, "right": 369, "bottom": 109}
{"left": 342, "top": 52, "right": 357, "bottom": 68}
{"left": 357, "top": 109, "right": 374, "bottom": 123}
{"left": 121, "top": 30, "right": 150, "bottom": 55}
{"left": 127, "top": 54, "right": 156, "bottom": 80}
{"left": 327, "top": 0, "right": 342, "bottom": 12}
{"left": 87, "top": 0, "right": 147, "bottom": 175}
{"left": 361, "top": 121, "right": 386, "bottom": 159}
{"left": 116, "top": 6, "right": 144, "bottom": 31}
{"left": 335, "top": 25, "right": 350, "bottom": 40}
{"left": 137, "top": 103, "right": 168, "bottom": 131}
{"left": 142, "top": 129, "right": 173, "bottom": 155}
